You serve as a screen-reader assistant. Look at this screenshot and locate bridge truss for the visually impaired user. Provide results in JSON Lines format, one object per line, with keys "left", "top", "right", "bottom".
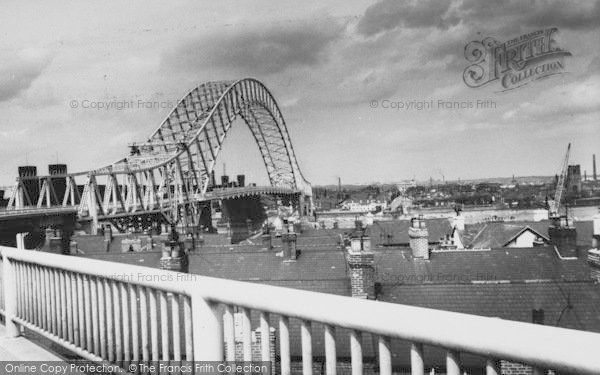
{"left": 7, "top": 78, "right": 312, "bottom": 233}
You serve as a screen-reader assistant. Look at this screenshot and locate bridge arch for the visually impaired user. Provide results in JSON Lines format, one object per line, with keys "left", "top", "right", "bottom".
{"left": 127, "top": 78, "right": 310, "bottom": 195}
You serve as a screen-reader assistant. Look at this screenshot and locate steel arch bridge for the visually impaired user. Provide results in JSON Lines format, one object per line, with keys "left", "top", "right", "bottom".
{"left": 7, "top": 78, "right": 312, "bottom": 233}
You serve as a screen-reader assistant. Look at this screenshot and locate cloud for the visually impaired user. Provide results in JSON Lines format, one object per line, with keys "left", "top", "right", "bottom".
{"left": 458, "top": 0, "right": 600, "bottom": 33}
{"left": 358, "top": 0, "right": 600, "bottom": 39}
{"left": 161, "top": 18, "right": 345, "bottom": 76}
{"left": 357, "top": 0, "right": 457, "bottom": 36}
{"left": 0, "top": 49, "right": 52, "bottom": 102}
{"left": 498, "top": 74, "right": 600, "bottom": 128}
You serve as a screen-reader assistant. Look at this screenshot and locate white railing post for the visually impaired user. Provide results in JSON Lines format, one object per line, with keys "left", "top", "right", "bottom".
{"left": 192, "top": 292, "right": 224, "bottom": 360}
{"left": 2, "top": 253, "right": 20, "bottom": 337}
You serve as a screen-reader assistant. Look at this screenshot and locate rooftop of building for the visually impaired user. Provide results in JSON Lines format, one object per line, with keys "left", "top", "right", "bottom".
{"left": 72, "top": 221, "right": 600, "bottom": 366}
{"left": 460, "top": 219, "right": 594, "bottom": 249}
{"left": 369, "top": 218, "right": 454, "bottom": 246}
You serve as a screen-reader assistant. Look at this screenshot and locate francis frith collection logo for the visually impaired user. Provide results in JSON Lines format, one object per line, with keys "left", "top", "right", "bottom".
{"left": 463, "top": 27, "right": 571, "bottom": 91}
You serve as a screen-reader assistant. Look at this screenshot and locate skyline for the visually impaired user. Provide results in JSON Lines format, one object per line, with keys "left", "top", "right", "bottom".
{"left": 1, "top": 0, "right": 599, "bottom": 186}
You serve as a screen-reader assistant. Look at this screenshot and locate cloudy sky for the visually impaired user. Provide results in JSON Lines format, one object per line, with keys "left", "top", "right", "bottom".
{"left": 1, "top": 0, "right": 599, "bottom": 186}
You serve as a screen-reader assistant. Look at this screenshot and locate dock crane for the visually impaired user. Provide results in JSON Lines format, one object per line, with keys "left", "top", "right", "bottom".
{"left": 548, "top": 143, "right": 571, "bottom": 227}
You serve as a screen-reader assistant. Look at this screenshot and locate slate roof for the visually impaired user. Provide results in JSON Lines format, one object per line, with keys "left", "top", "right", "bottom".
{"left": 460, "top": 222, "right": 548, "bottom": 249}
{"left": 84, "top": 247, "right": 350, "bottom": 287}
{"left": 382, "top": 282, "right": 600, "bottom": 330}
{"left": 377, "top": 246, "right": 591, "bottom": 285}
{"left": 369, "top": 218, "right": 453, "bottom": 247}
{"left": 76, "top": 226, "right": 600, "bottom": 369}
{"left": 460, "top": 220, "right": 595, "bottom": 249}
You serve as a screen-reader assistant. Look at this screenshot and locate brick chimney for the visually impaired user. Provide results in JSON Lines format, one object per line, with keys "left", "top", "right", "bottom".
{"left": 408, "top": 216, "right": 429, "bottom": 259}
{"left": 159, "top": 225, "right": 189, "bottom": 272}
{"left": 282, "top": 223, "right": 298, "bottom": 261}
{"left": 347, "top": 233, "right": 375, "bottom": 299}
{"left": 45, "top": 228, "right": 63, "bottom": 253}
{"left": 548, "top": 219, "right": 577, "bottom": 258}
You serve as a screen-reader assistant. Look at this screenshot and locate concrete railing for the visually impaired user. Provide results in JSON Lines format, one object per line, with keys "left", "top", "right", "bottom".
{"left": 1, "top": 246, "right": 600, "bottom": 374}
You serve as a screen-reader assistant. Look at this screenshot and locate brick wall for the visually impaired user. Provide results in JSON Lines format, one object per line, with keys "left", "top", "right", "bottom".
{"left": 346, "top": 251, "right": 375, "bottom": 299}
{"left": 226, "top": 325, "right": 277, "bottom": 374}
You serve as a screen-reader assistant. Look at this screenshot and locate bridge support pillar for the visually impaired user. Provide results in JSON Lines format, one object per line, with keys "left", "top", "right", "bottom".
{"left": 87, "top": 181, "right": 99, "bottom": 235}
{"left": 298, "top": 194, "right": 306, "bottom": 217}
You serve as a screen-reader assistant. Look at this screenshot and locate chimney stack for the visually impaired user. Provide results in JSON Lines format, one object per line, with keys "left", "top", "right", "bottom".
{"left": 282, "top": 224, "right": 298, "bottom": 261}
{"left": 594, "top": 154, "right": 597, "bottom": 181}
{"left": 549, "top": 225, "right": 578, "bottom": 258}
{"left": 45, "top": 228, "right": 63, "bottom": 254}
{"left": 408, "top": 216, "right": 429, "bottom": 259}
{"left": 346, "top": 233, "right": 375, "bottom": 299}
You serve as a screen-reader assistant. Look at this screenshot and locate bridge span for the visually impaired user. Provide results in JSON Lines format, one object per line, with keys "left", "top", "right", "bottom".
{"left": 4, "top": 78, "right": 313, "bottom": 244}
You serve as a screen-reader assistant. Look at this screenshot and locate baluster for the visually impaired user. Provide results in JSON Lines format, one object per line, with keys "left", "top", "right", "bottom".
{"left": 279, "top": 316, "right": 291, "bottom": 375}
{"left": 160, "top": 291, "right": 169, "bottom": 361}
{"left": 25, "top": 264, "right": 32, "bottom": 323}
{"left": 105, "top": 279, "right": 114, "bottom": 362}
{"left": 90, "top": 276, "right": 100, "bottom": 355}
{"left": 242, "top": 307, "right": 252, "bottom": 361}
{"left": 15, "top": 262, "right": 22, "bottom": 320}
{"left": 33, "top": 266, "right": 39, "bottom": 327}
{"left": 36, "top": 266, "right": 42, "bottom": 328}
{"left": 81, "top": 274, "right": 91, "bottom": 350}
{"left": 59, "top": 271, "right": 67, "bottom": 339}
{"left": 49, "top": 268, "right": 56, "bottom": 335}
{"left": 139, "top": 286, "right": 149, "bottom": 364}
{"left": 65, "top": 272, "right": 74, "bottom": 343}
{"left": 378, "top": 336, "right": 392, "bottom": 375}
{"left": 184, "top": 296, "right": 193, "bottom": 361}
{"left": 349, "top": 330, "right": 363, "bottom": 375}
{"left": 446, "top": 350, "right": 460, "bottom": 375}
{"left": 130, "top": 284, "right": 140, "bottom": 368}
{"left": 324, "top": 325, "right": 336, "bottom": 375}
{"left": 224, "top": 305, "right": 235, "bottom": 361}
{"left": 260, "top": 312, "right": 271, "bottom": 362}
{"left": 98, "top": 278, "right": 106, "bottom": 358}
{"left": 77, "top": 275, "right": 93, "bottom": 353}
{"left": 21, "top": 263, "right": 27, "bottom": 321}
{"left": 191, "top": 292, "right": 223, "bottom": 360}
{"left": 121, "top": 284, "right": 131, "bottom": 365}
{"left": 411, "top": 343, "right": 424, "bottom": 375}
{"left": 113, "top": 281, "right": 123, "bottom": 364}
{"left": 486, "top": 359, "right": 499, "bottom": 375}
{"left": 42, "top": 267, "right": 50, "bottom": 331}
{"left": 172, "top": 294, "right": 181, "bottom": 362}
{"left": 149, "top": 289, "right": 159, "bottom": 361}
{"left": 54, "top": 269, "right": 61, "bottom": 336}
{"left": 301, "top": 320, "right": 313, "bottom": 375}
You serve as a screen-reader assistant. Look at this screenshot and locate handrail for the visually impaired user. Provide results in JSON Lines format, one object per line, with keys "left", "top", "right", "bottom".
{"left": 1, "top": 246, "right": 600, "bottom": 374}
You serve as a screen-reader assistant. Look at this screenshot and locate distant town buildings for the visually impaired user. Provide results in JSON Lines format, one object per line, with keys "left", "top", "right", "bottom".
{"left": 340, "top": 199, "right": 387, "bottom": 213}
